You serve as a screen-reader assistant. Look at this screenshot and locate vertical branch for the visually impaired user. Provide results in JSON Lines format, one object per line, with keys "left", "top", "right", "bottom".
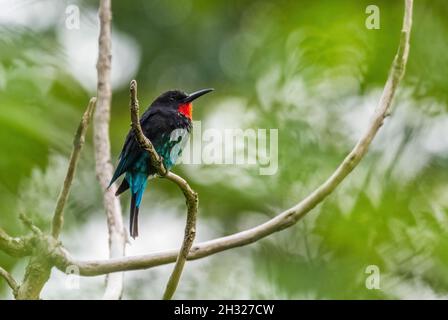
{"left": 129, "top": 80, "right": 166, "bottom": 176}
{"left": 52, "top": 98, "right": 97, "bottom": 239}
{"left": 16, "top": 254, "right": 51, "bottom": 300}
{"left": 15, "top": 225, "right": 55, "bottom": 300}
{"left": 162, "top": 172, "right": 198, "bottom": 300}
{"left": 94, "top": 0, "right": 126, "bottom": 300}
{"left": 128, "top": 80, "right": 198, "bottom": 300}
{"left": 0, "top": 266, "right": 18, "bottom": 297}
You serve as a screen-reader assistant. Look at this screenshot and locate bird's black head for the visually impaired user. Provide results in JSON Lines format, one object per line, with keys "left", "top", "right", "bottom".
{"left": 151, "top": 88, "right": 214, "bottom": 119}
{"left": 153, "top": 90, "right": 189, "bottom": 105}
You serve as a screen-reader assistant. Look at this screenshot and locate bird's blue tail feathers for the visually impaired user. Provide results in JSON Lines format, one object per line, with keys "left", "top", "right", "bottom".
{"left": 127, "top": 171, "right": 148, "bottom": 239}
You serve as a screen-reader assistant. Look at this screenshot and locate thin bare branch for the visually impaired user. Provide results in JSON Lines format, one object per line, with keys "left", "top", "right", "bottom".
{"left": 129, "top": 79, "right": 198, "bottom": 299}
{"left": 19, "top": 212, "right": 42, "bottom": 236}
{"left": 0, "top": 266, "right": 18, "bottom": 297}
{"left": 52, "top": 98, "right": 96, "bottom": 239}
{"left": 94, "top": 0, "right": 126, "bottom": 300}
{"left": 54, "top": 0, "right": 413, "bottom": 281}
{"left": 129, "top": 80, "right": 166, "bottom": 176}
{"left": 162, "top": 172, "right": 197, "bottom": 299}
{"left": 0, "top": 228, "right": 31, "bottom": 257}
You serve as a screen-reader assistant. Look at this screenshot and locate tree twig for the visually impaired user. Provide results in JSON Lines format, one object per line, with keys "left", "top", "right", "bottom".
{"left": 129, "top": 80, "right": 166, "bottom": 176}
{"left": 162, "top": 172, "right": 197, "bottom": 299}
{"left": 128, "top": 80, "right": 198, "bottom": 300}
{"left": 0, "top": 228, "right": 31, "bottom": 257}
{"left": 51, "top": 98, "right": 96, "bottom": 239}
{"left": 53, "top": 0, "right": 413, "bottom": 278}
{"left": 0, "top": 266, "right": 19, "bottom": 297}
{"left": 18, "top": 212, "right": 42, "bottom": 236}
{"left": 94, "top": 0, "right": 126, "bottom": 300}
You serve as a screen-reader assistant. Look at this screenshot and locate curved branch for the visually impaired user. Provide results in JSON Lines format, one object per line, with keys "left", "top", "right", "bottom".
{"left": 129, "top": 80, "right": 166, "bottom": 176}
{"left": 94, "top": 0, "right": 126, "bottom": 300}
{"left": 129, "top": 80, "right": 198, "bottom": 300}
{"left": 162, "top": 172, "right": 198, "bottom": 300}
{"left": 52, "top": 97, "right": 96, "bottom": 239}
{"left": 53, "top": 0, "right": 413, "bottom": 278}
{"left": 0, "top": 266, "right": 18, "bottom": 297}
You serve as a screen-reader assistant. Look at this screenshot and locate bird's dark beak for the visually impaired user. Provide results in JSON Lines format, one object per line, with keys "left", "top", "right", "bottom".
{"left": 183, "top": 88, "right": 214, "bottom": 103}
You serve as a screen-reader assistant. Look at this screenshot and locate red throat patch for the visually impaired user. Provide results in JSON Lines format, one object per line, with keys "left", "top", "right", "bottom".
{"left": 178, "top": 102, "right": 193, "bottom": 120}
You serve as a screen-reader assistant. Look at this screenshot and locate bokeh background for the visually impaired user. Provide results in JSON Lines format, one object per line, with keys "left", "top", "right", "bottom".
{"left": 1, "top": 0, "right": 448, "bottom": 299}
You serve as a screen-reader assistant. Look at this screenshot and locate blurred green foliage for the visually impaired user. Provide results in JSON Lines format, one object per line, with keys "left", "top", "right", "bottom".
{"left": 1, "top": 0, "right": 448, "bottom": 299}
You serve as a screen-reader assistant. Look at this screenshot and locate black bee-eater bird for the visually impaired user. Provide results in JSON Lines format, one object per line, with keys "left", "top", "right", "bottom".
{"left": 109, "top": 88, "right": 214, "bottom": 239}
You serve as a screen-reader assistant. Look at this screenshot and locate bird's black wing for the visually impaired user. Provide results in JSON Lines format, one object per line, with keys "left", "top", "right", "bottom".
{"left": 109, "top": 107, "right": 180, "bottom": 187}
{"left": 109, "top": 130, "right": 138, "bottom": 188}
